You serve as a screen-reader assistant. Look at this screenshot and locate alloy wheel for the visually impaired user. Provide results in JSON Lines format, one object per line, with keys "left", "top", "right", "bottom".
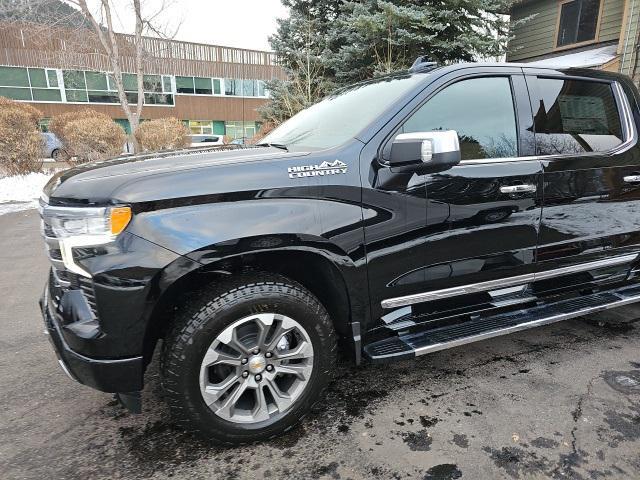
{"left": 198, "top": 313, "right": 314, "bottom": 423}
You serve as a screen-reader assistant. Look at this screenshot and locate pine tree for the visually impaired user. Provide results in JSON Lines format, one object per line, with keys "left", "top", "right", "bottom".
{"left": 329, "top": 0, "right": 512, "bottom": 84}
{"left": 260, "top": 0, "right": 342, "bottom": 124}
{"left": 262, "top": 0, "right": 514, "bottom": 124}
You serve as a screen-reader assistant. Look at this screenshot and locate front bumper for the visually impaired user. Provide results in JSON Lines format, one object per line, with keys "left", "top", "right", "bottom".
{"left": 40, "top": 283, "right": 144, "bottom": 393}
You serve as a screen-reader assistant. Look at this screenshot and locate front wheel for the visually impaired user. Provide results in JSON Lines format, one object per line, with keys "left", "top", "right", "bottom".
{"left": 161, "top": 273, "right": 337, "bottom": 444}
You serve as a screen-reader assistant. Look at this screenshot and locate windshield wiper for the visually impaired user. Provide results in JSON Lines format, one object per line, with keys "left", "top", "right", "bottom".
{"left": 256, "top": 142, "right": 288, "bottom": 151}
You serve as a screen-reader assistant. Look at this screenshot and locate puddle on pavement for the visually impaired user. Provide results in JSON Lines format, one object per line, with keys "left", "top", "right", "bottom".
{"left": 603, "top": 370, "right": 640, "bottom": 395}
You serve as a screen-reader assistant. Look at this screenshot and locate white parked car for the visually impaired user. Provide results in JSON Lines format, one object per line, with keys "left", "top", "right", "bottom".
{"left": 188, "top": 134, "right": 224, "bottom": 148}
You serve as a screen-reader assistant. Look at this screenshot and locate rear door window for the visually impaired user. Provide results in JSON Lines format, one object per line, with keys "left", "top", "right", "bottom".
{"left": 532, "top": 78, "right": 623, "bottom": 155}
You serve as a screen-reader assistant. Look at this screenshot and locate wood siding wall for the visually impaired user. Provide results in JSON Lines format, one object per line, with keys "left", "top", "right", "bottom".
{"left": 0, "top": 23, "right": 286, "bottom": 80}
{"left": 507, "top": 0, "right": 625, "bottom": 61}
{"left": 619, "top": 0, "right": 640, "bottom": 81}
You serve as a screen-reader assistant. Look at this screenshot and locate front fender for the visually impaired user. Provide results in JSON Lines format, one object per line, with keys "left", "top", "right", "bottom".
{"left": 128, "top": 195, "right": 370, "bottom": 336}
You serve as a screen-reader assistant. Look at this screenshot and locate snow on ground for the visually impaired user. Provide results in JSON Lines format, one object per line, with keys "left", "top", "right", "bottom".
{"left": 0, "top": 172, "right": 53, "bottom": 216}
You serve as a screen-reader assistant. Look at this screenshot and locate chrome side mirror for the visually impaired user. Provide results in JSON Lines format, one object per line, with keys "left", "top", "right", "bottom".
{"left": 389, "top": 130, "right": 461, "bottom": 172}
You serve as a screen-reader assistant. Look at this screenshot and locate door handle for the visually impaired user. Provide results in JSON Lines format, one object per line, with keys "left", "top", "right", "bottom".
{"left": 500, "top": 184, "right": 537, "bottom": 194}
{"left": 623, "top": 175, "right": 640, "bottom": 183}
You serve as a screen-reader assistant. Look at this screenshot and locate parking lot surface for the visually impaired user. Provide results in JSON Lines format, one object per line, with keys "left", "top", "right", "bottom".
{"left": 1, "top": 209, "right": 640, "bottom": 480}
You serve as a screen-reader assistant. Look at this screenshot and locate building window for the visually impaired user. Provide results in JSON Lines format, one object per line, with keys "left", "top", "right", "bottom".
{"left": 0, "top": 66, "right": 62, "bottom": 102}
{"left": 58, "top": 70, "right": 174, "bottom": 105}
{"left": 143, "top": 74, "right": 163, "bottom": 92}
{"left": 225, "top": 121, "right": 259, "bottom": 140}
{"left": 46, "top": 69, "right": 58, "bottom": 88}
{"left": 176, "top": 76, "right": 224, "bottom": 95}
{"left": 176, "top": 76, "right": 195, "bottom": 93}
{"left": 556, "top": 0, "right": 601, "bottom": 48}
{"left": 0, "top": 66, "right": 30, "bottom": 87}
{"left": 194, "top": 77, "right": 212, "bottom": 94}
{"left": 188, "top": 120, "right": 214, "bottom": 134}
{"left": 174, "top": 76, "right": 266, "bottom": 97}
{"left": 223, "top": 79, "right": 267, "bottom": 97}
{"left": 257, "top": 80, "right": 266, "bottom": 97}
{"left": 225, "top": 79, "right": 242, "bottom": 96}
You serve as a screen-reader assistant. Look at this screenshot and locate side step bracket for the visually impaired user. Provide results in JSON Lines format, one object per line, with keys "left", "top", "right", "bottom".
{"left": 364, "top": 284, "right": 640, "bottom": 363}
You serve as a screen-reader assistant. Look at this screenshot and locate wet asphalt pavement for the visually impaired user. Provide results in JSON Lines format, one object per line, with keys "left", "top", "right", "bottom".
{"left": 1, "top": 209, "right": 640, "bottom": 480}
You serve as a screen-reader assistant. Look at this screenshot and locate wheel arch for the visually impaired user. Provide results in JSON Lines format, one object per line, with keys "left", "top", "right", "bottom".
{"left": 142, "top": 245, "right": 363, "bottom": 367}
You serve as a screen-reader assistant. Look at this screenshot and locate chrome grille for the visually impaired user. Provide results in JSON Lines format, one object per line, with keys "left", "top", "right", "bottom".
{"left": 39, "top": 198, "right": 98, "bottom": 317}
{"left": 40, "top": 200, "right": 70, "bottom": 288}
{"left": 76, "top": 275, "right": 98, "bottom": 315}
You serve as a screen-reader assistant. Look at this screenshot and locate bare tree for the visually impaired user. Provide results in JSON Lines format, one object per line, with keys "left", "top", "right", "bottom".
{"left": 64, "top": 0, "right": 180, "bottom": 150}
{"left": 1, "top": 0, "right": 181, "bottom": 151}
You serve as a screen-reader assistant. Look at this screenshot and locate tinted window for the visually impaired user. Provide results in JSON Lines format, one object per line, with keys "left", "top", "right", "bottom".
{"left": 28, "top": 68, "right": 48, "bottom": 88}
{"left": 176, "top": 76, "right": 195, "bottom": 93}
{"left": 557, "top": 0, "right": 600, "bottom": 47}
{"left": 0, "top": 66, "right": 29, "bottom": 86}
{"left": 261, "top": 74, "right": 427, "bottom": 151}
{"left": 533, "top": 78, "right": 623, "bottom": 155}
{"left": 195, "top": 77, "right": 212, "bottom": 94}
{"left": 401, "top": 77, "right": 518, "bottom": 160}
{"left": 143, "top": 75, "right": 163, "bottom": 92}
{"left": 85, "top": 71, "right": 108, "bottom": 90}
{"left": 63, "top": 70, "right": 86, "bottom": 89}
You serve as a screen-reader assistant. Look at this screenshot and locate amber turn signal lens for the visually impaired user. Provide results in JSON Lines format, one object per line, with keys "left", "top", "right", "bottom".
{"left": 110, "top": 206, "right": 132, "bottom": 235}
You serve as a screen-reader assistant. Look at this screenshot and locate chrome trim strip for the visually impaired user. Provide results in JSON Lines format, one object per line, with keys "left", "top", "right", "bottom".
{"left": 49, "top": 258, "right": 65, "bottom": 269}
{"left": 413, "top": 291, "right": 640, "bottom": 357}
{"left": 459, "top": 81, "right": 637, "bottom": 166}
{"left": 382, "top": 272, "right": 536, "bottom": 309}
{"left": 51, "top": 268, "right": 70, "bottom": 288}
{"left": 534, "top": 254, "right": 638, "bottom": 282}
{"left": 381, "top": 254, "right": 638, "bottom": 309}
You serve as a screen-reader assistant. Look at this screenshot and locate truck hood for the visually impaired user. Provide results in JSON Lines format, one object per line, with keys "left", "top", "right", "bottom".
{"left": 44, "top": 146, "right": 310, "bottom": 206}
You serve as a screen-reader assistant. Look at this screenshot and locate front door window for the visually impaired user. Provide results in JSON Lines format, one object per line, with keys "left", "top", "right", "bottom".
{"left": 401, "top": 76, "right": 518, "bottom": 160}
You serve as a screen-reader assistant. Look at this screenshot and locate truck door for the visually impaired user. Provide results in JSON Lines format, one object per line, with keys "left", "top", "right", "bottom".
{"left": 362, "top": 68, "right": 544, "bottom": 326}
{"left": 523, "top": 69, "right": 640, "bottom": 294}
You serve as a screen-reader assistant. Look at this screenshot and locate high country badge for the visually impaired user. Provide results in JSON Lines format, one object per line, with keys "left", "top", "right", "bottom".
{"left": 288, "top": 160, "right": 348, "bottom": 179}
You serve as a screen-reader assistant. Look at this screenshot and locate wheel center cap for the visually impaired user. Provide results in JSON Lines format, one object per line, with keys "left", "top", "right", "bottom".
{"left": 247, "top": 354, "right": 267, "bottom": 374}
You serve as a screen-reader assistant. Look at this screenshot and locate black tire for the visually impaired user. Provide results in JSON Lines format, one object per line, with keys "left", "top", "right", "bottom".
{"left": 51, "top": 148, "right": 70, "bottom": 161}
{"left": 161, "top": 272, "right": 337, "bottom": 444}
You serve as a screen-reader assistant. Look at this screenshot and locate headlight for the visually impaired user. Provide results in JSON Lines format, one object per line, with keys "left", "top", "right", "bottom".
{"left": 46, "top": 206, "right": 131, "bottom": 238}
{"left": 41, "top": 204, "right": 132, "bottom": 277}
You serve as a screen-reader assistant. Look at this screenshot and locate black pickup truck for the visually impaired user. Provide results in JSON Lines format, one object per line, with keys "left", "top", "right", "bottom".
{"left": 39, "top": 60, "right": 640, "bottom": 444}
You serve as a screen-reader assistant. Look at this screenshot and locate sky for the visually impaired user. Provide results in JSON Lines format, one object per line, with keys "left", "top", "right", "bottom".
{"left": 83, "top": 0, "right": 289, "bottom": 51}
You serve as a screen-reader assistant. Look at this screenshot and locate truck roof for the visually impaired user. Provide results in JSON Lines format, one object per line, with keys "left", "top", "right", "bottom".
{"left": 430, "top": 62, "right": 630, "bottom": 82}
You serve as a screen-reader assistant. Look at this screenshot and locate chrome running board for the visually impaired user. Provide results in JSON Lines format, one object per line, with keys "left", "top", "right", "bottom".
{"left": 365, "top": 283, "right": 640, "bottom": 363}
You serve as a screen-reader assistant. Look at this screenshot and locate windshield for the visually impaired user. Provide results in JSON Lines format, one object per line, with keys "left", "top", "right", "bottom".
{"left": 261, "top": 73, "right": 428, "bottom": 151}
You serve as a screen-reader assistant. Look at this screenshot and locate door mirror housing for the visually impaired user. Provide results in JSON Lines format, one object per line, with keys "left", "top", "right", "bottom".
{"left": 389, "top": 130, "right": 461, "bottom": 173}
